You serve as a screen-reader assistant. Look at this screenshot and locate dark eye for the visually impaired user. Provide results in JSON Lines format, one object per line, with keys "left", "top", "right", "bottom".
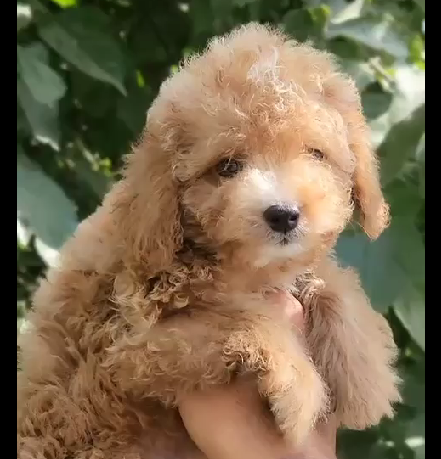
{"left": 216, "top": 158, "right": 243, "bottom": 178}
{"left": 309, "top": 148, "right": 324, "bottom": 160}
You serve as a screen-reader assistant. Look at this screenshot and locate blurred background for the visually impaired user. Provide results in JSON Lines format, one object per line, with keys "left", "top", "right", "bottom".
{"left": 17, "top": 0, "right": 425, "bottom": 458}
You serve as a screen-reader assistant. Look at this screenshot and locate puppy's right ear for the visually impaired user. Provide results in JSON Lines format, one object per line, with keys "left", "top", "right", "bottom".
{"left": 106, "top": 130, "right": 182, "bottom": 272}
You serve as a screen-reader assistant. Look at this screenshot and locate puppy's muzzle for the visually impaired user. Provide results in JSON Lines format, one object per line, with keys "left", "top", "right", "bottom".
{"left": 263, "top": 204, "right": 300, "bottom": 234}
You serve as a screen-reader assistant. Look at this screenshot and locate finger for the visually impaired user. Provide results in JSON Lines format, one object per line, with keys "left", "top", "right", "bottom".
{"left": 284, "top": 293, "right": 304, "bottom": 330}
{"left": 267, "top": 290, "right": 305, "bottom": 330}
{"left": 315, "top": 414, "right": 338, "bottom": 452}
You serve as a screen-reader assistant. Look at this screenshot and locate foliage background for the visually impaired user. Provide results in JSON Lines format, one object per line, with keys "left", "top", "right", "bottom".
{"left": 17, "top": 0, "right": 425, "bottom": 457}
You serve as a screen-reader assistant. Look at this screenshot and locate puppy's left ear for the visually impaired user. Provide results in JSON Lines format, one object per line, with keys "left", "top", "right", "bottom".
{"left": 323, "top": 74, "right": 390, "bottom": 239}
{"left": 348, "top": 116, "right": 390, "bottom": 239}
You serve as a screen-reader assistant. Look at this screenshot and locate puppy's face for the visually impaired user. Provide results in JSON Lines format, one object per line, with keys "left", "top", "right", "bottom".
{"left": 127, "top": 25, "right": 388, "bottom": 272}
{"left": 174, "top": 100, "right": 354, "bottom": 267}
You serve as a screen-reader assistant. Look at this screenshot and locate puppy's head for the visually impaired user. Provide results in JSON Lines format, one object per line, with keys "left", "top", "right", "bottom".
{"left": 113, "top": 23, "right": 389, "bottom": 272}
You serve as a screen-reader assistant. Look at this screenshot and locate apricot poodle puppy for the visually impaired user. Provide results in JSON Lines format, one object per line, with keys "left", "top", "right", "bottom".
{"left": 17, "top": 23, "right": 401, "bottom": 459}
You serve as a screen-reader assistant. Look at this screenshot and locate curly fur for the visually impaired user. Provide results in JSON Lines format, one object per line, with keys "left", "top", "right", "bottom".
{"left": 17, "top": 23, "right": 400, "bottom": 459}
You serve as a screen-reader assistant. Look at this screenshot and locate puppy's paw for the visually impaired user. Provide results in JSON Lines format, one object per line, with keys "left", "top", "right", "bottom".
{"left": 336, "top": 315, "right": 402, "bottom": 429}
{"left": 304, "top": 260, "right": 402, "bottom": 430}
{"left": 260, "top": 361, "right": 328, "bottom": 447}
{"left": 337, "top": 368, "right": 402, "bottom": 429}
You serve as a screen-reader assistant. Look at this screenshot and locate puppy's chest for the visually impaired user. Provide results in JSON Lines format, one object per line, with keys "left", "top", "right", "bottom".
{"left": 144, "top": 263, "right": 223, "bottom": 316}
{"left": 145, "top": 264, "right": 323, "bottom": 320}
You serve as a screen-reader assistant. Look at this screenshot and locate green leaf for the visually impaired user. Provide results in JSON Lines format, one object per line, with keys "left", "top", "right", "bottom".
{"left": 37, "top": 6, "right": 126, "bottom": 94}
{"left": 341, "top": 60, "right": 377, "bottom": 91}
{"left": 336, "top": 229, "right": 406, "bottom": 313}
{"left": 386, "top": 179, "right": 423, "bottom": 220}
{"left": 210, "top": 0, "right": 235, "bottom": 32}
{"left": 394, "top": 284, "right": 425, "bottom": 350}
{"left": 284, "top": 9, "right": 317, "bottom": 42}
{"left": 413, "top": 0, "right": 425, "bottom": 14}
{"left": 337, "top": 216, "right": 424, "bottom": 316}
{"left": 405, "top": 414, "right": 425, "bottom": 459}
{"left": 232, "top": 0, "right": 257, "bottom": 6}
{"left": 49, "top": 0, "right": 77, "bottom": 7}
{"left": 70, "top": 69, "right": 116, "bottom": 118}
{"left": 17, "top": 101, "right": 29, "bottom": 137}
{"left": 415, "top": 133, "right": 425, "bottom": 163}
{"left": 409, "top": 34, "right": 425, "bottom": 66}
{"left": 17, "top": 317, "right": 29, "bottom": 336}
{"left": 17, "top": 43, "right": 66, "bottom": 105}
{"left": 63, "top": 142, "right": 113, "bottom": 199}
{"left": 401, "top": 365, "right": 425, "bottom": 410}
{"left": 392, "top": 218, "right": 425, "bottom": 350}
{"left": 17, "top": 152, "right": 78, "bottom": 266}
{"left": 284, "top": 5, "right": 330, "bottom": 42}
{"left": 117, "top": 83, "right": 152, "bottom": 134}
{"left": 325, "top": 14, "right": 410, "bottom": 60}
{"left": 337, "top": 216, "right": 425, "bottom": 314}
{"left": 327, "top": 0, "right": 366, "bottom": 24}
{"left": 392, "top": 217, "right": 425, "bottom": 289}
{"left": 361, "top": 86, "right": 393, "bottom": 120}
{"left": 337, "top": 429, "right": 379, "bottom": 459}
{"left": 17, "top": 3, "right": 32, "bottom": 32}
{"left": 379, "top": 103, "right": 425, "bottom": 186}
{"left": 369, "top": 65, "right": 425, "bottom": 149}
{"left": 188, "top": 0, "right": 214, "bottom": 37}
{"left": 17, "top": 78, "right": 60, "bottom": 149}
{"left": 413, "top": 133, "right": 425, "bottom": 199}
{"left": 382, "top": 217, "right": 425, "bottom": 348}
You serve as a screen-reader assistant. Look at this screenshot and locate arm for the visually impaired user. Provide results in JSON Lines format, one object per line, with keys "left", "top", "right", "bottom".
{"left": 178, "top": 293, "right": 337, "bottom": 459}
{"left": 180, "top": 378, "right": 337, "bottom": 459}
{"left": 104, "top": 293, "right": 326, "bottom": 446}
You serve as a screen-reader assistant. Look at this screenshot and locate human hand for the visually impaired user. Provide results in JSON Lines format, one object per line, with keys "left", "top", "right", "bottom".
{"left": 178, "top": 291, "right": 337, "bottom": 459}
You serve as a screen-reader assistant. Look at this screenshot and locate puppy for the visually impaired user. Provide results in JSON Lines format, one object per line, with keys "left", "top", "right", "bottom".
{"left": 17, "top": 23, "right": 400, "bottom": 459}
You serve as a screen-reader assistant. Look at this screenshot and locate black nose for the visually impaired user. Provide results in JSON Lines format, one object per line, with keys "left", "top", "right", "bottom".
{"left": 263, "top": 205, "right": 300, "bottom": 233}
